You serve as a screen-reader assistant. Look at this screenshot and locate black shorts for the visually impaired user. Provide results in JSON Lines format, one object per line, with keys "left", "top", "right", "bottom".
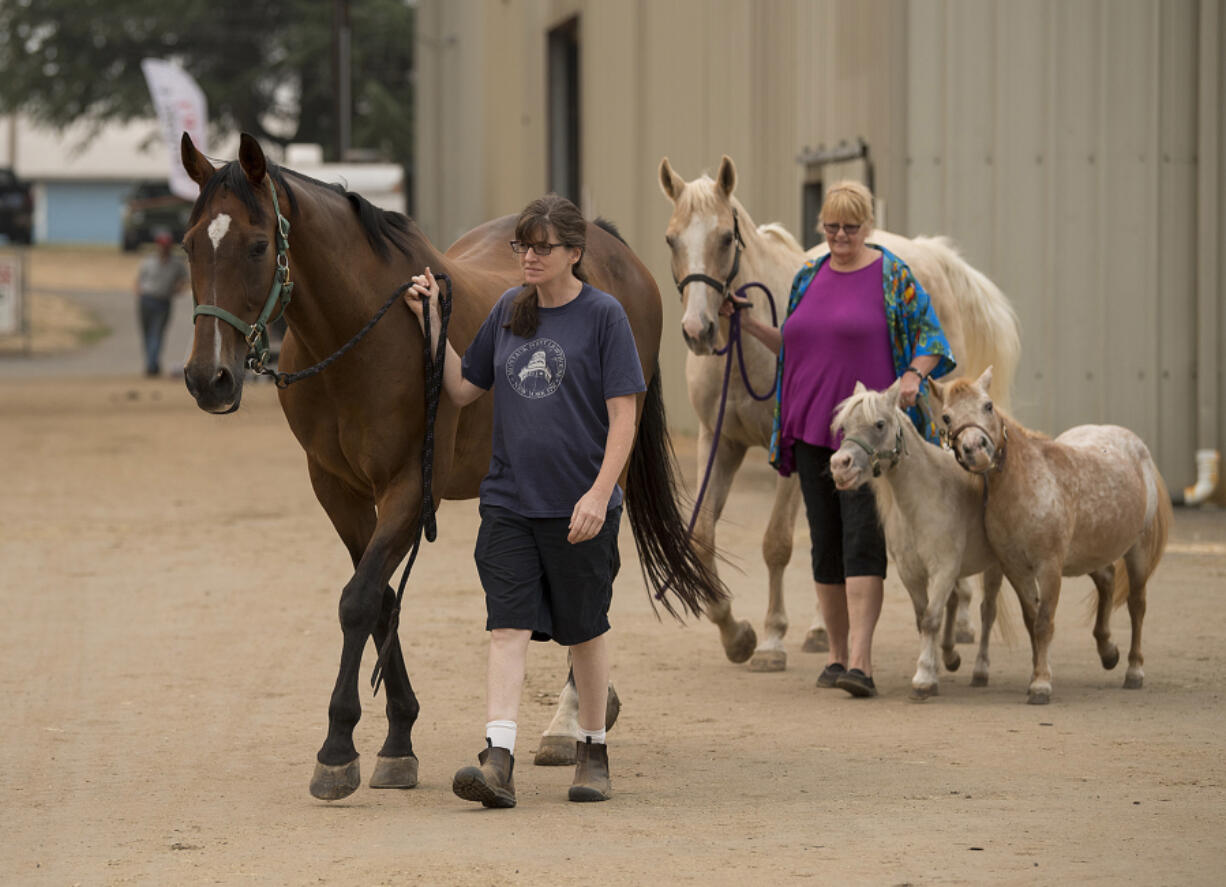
{"left": 474, "top": 504, "right": 622, "bottom": 646}
{"left": 794, "top": 442, "right": 887, "bottom": 583}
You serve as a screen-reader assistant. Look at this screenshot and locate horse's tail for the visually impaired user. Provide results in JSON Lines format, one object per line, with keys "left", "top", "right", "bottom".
{"left": 626, "top": 365, "right": 729, "bottom": 619}
{"left": 913, "top": 235, "right": 1022, "bottom": 411}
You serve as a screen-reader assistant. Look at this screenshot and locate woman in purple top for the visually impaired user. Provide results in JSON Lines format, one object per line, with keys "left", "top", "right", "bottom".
{"left": 725, "top": 181, "right": 953, "bottom": 698}
{"left": 404, "top": 195, "right": 644, "bottom": 806}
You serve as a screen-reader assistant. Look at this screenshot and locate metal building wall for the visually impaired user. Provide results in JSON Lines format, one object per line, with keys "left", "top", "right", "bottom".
{"left": 414, "top": 0, "right": 1222, "bottom": 491}
{"left": 900, "top": 0, "right": 1220, "bottom": 491}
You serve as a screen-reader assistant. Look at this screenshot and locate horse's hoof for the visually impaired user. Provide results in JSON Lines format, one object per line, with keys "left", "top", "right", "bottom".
{"left": 724, "top": 621, "right": 757, "bottom": 664}
{"left": 1101, "top": 646, "right": 1120, "bottom": 670}
{"left": 1123, "top": 673, "right": 1144, "bottom": 690}
{"left": 909, "top": 685, "right": 938, "bottom": 701}
{"left": 970, "top": 673, "right": 989, "bottom": 688}
{"left": 748, "top": 648, "right": 787, "bottom": 672}
{"left": 801, "top": 627, "right": 830, "bottom": 653}
{"left": 943, "top": 651, "right": 962, "bottom": 672}
{"left": 310, "top": 757, "right": 360, "bottom": 800}
{"left": 1026, "top": 689, "right": 1051, "bottom": 705}
{"left": 605, "top": 684, "right": 621, "bottom": 731}
{"left": 955, "top": 628, "right": 976, "bottom": 645}
{"left": 533, "top": 734, "right": 577, "bottom": 766}
{"left": 369, "top": 754, "right": 418, "bottom": 789}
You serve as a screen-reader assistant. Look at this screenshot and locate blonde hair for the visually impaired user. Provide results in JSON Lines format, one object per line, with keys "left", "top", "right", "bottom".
{"left": 819, "top": 180, "right": 875, "bottom": 229}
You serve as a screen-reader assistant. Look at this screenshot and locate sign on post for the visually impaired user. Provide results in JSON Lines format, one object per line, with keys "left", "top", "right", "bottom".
{"left": 0, "top": 252, "right": 25, "bottom": 340}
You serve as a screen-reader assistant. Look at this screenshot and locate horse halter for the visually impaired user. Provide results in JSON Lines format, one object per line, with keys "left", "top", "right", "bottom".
{"left": 945, "top": 421, "right": 1008, "bottom": 473}
{"left": 192, "top": 177, "right": 294, "bottom": 373}
{"left": 844, "top": 422, "right": 907, "bottom": 477}
{"left": 673, "top": 211, "right": 746, "bottom": 300}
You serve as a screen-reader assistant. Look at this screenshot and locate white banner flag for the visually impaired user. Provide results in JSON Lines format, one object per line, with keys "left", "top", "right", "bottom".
{"left": 141, "top": 59, "right": 208, "bottom": 201}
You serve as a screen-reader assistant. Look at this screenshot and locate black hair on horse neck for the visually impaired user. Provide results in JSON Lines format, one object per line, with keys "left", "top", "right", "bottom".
{"left": 189, "top": 161, "right": 415, "bottom": 262}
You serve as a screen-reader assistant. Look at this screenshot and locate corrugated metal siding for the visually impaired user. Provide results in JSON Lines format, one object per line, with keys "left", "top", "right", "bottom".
{"left": 414, "top": 0, "right": 1222, "bottom": 488}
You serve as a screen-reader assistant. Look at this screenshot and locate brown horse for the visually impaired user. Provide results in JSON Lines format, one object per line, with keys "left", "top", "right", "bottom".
{"left": 936, "top": 367, "right": 1172, "bottom": 703}
{"left": 179, "top": 133, "right": 721, "bottom": 800}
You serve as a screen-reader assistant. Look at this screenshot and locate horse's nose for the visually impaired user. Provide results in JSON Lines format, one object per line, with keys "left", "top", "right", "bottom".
{"left": 831, "top": 450, "right": 852, "bottom": 472}
{"left": 681, "top": 320, "right": 717, "bottom": 355}
{"left": 184, "top": 361, "right": 241, "bottom": 412}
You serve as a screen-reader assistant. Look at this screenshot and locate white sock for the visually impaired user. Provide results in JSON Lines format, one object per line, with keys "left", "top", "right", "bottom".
{"left": 486, "top": 720, "right": 517, "bottom": 754}
{"left": 578, "top": 726, "right": 606, "bottom": 745}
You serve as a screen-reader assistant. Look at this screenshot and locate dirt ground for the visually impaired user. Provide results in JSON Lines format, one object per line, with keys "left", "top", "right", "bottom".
{"left": 2, "top": 250, "right": 1225, "bottom": 885}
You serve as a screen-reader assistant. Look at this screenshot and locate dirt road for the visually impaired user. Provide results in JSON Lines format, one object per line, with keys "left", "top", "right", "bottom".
{"left": 2, "top": 371, "right": 1224, "bottom": 886}
{"left": 2, "top": 249, "right": 1224, "bottom": 884}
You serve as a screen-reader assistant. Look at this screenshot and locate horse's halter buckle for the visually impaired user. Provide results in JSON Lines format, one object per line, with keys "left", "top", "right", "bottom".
{"left": 846, "top": 422, "right": 906, "bottom": 477}
{"left": 673, "top": 211, "right": 746, "bottom": 301}
{"left": 192, "top": 177, "right": 294, "bottom": 374}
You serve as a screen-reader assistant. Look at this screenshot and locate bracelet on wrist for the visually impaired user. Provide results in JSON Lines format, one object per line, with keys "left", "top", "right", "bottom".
{"left": 903, "top": 365, "right": 927, "bottom": 382}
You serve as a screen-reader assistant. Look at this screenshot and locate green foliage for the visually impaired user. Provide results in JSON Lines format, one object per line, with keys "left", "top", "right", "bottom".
{"left": 0, "top": 0, "right": 414, "bottom": 166}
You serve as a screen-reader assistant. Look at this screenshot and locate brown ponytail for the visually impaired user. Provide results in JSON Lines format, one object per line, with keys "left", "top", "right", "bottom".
{"left": 506, "top": 194, "right": 588, "bottom": 338}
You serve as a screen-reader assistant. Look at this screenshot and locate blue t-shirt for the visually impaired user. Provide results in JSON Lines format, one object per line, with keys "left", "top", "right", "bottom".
{"left": 461, "top": 283, "right": 647, "bottom": 517}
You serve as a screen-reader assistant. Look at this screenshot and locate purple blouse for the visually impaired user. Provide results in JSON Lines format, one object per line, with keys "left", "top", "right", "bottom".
{"left": 779, "top": 256, "right": 894, "bottom": 450}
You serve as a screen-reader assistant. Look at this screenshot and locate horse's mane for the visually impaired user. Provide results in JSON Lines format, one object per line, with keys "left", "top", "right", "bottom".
{"left": 190, "top": 161, "right": 416, "bottom": 262}
{"left": 831, "top": 385, "right": 902, "bottom": 438}
{"left": 757, "top": 222, "right": 803, "bottom": 252}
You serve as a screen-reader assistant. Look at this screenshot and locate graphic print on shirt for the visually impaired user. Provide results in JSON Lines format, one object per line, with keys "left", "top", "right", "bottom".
{"left": 505, "top": 337, "right": 566, "bottom": 399}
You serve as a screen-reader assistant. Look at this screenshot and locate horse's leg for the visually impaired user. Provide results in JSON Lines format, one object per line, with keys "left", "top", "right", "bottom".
{"left": 972, "top": 566, "right": 1004, "bottom": 687}
{"left": 750, "top": 473, "right": 803, "bottom": 672}
{"left": 535, "top": 655, "right": 622, "bottom": 766}
{"left": 1026, "top": 562, "right": 1063, "bottom": 704}
{"left": 911, "top": 568, "right": 960, "bottom": 699}
{"left": 1089, "top": 564, "right": 1121, "bottom": 671}
{"left": 692, "top": 428, "right": 756, "bottom": 663}
{"left": 1121, "top": 551, "right": 1148, "bottom": 689}
{"left": 954, "top": 580, "right": 975, "bottom": 644}
{"left": 310, "top": 473, "right": 422, "bottom": 800}
{"left": 941, "top": 581, "right": 966, "bottom": 672}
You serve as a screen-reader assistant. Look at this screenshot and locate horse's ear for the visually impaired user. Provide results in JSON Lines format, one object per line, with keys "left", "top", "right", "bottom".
{"left": 976, "top": 365, "right": 994, "bottom": 393}
{"left": 181, "top": 132, "right": 215, "bottom": 189}
{"left": 884, "top": 377, "right": 902, "bottom": 407}
{"left": 853, "top": 380, "right": 867, "bottom": 395}
{"left": 928, "top": 378, "right": 945, "bottom": 406}
{"left": 659, "top": 157, "right": 685, "bottom": 202}
{"left": 716, "top": 155, "right": 737, "bottom": 198}
{"left": 238, "top": 132, "right": 268, "bottom": 187}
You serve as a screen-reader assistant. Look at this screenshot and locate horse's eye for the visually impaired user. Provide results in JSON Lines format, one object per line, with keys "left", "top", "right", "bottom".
{"left": 942, "top": 413, "right": 951, "bottom": 425}
{"left": 984, "top": 401, "right": 994, "bottom": 413}
{"left": 250, "top": 240, "right": 269, "bottom": 258}
{"left": 664, "top": 234, "right": 676, "bottom": 248}
{"left": 720, "top": 231, "right": 734, "bottom": 247}
{"left": 875, "top": 420, "right": 885, "bottom": 431}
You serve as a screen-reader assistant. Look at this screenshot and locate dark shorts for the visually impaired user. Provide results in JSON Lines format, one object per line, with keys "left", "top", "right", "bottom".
{"left": 794, "top": 442, "right": 887, "bottom": 583}
{"left": 474, "top": 504, "right": 622, "bottom": 646}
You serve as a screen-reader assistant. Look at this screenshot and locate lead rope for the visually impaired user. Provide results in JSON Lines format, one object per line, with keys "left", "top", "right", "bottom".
{"left": 370, "top": 274, "right": 452, "bottom": 695}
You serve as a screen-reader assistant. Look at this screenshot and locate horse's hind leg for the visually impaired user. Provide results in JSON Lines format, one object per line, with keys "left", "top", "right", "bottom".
{"left": 954, "top": 580, "right": 975, "bottom": 644}
{"left": 692, "top": 428, "right": 756, "bottom": 664}
{"left": 367, "top": 585, "right": 421, "bottom": 789}
{"left": 972, "top": 566, "right": 1004, "bottom": 687}
{"left": 1089, "top": 565, "right": 1121, "bottom": 671}
{"left": 751, "top": 473, "right": 803, "bottom": 671}
{"left": 941, "top": 581, "right": 967, "bottom": 671}
{"left": 535, "top": 657, "right": 621, "bottom": 766}
{"left": 1122, "top": 552, "right": 1147, "bottom": 689}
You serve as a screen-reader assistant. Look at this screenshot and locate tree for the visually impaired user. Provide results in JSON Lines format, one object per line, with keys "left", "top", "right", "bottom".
{"left": 0, "top": 0, "right": 414, "bottom": 168}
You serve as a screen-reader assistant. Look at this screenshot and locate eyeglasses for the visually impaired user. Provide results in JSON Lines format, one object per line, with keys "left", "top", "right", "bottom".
{"left": 510, "top": 240, "right": 567, "bottom": 256}
{"left": 822, "top": 223, "right": 862, "bottom": 236}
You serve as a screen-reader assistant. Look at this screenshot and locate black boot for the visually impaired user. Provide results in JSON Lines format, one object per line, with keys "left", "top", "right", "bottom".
{"left": 453, "top": 741, "right": 516, "bottom": 808}
{"left": 568, "top": 738, "right": 611, "bottom": 802}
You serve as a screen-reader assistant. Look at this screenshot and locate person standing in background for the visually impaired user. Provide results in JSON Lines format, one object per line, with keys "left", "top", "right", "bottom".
{"left": 134, "top": 229, "right": 188, "bottom": 377}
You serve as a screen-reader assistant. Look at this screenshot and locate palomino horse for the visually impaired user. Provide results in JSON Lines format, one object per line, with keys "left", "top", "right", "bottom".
{"left": 936, "top": 367, "right": 1172, "bottom": 703}
{"left": 179, "top": 133, "right": 723, "bottom": 799}
{"left": 658, "top": 154, "right": 1021, "bottom": 671}
{"left": 829, "top": 381, "right": 1010, "bottom": 698}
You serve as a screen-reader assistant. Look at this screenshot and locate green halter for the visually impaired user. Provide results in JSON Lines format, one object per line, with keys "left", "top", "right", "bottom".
{"left": 193, "top": 177, "right": 294, "bottom": 371}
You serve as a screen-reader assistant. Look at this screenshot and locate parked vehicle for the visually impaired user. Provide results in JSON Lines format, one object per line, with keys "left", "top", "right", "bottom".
{"left": 0, "top": 168, "right": 34, "bottom": 245}
{"left": 121, "top": 182, "right": 193, "bottom": 251}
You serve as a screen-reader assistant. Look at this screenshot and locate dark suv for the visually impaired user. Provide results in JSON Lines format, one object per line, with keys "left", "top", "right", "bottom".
{"left": 121, "top": 181, "right": 193, "bottom": 251}
{"left": 0, "top": 168, "right": 34, "bottom": 244}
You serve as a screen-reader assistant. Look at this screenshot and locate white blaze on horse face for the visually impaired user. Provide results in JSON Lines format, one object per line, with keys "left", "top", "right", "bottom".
{"left": 679, "top": 214, "right": 719, "bottom": 341}
{"left": 207, "top": 213, "right": 232, "bottom": 252}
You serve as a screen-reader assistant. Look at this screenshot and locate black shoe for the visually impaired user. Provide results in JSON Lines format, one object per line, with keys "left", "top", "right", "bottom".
{"left": 834, "top": 668, "right": 878, "bottom": 698}
{"left": 816, "top": 662, "right": 846, "bottom": 688}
